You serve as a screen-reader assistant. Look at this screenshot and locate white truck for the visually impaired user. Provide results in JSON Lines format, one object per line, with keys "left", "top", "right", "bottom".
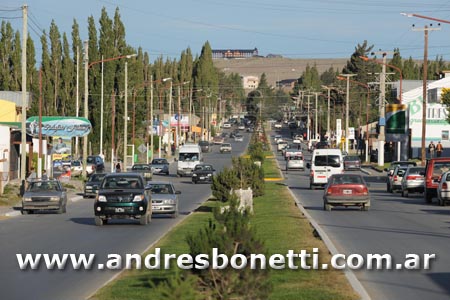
{"left": 177, "top": 144, "right": 203, "bottom": 177}
{"left": 306, "top": 148, "right": 343, "bottom": 189}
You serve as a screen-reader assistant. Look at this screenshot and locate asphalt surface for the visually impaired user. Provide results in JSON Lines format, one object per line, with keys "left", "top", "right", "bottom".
{"left": 0, "top": 130, "right": 250, "bottom": 300}
{"left": 272, "top": 127, "right": 450, "bottom": 300}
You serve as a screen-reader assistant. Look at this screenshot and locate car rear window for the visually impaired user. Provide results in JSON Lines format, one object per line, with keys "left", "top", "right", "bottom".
{"left": 407, "top": 167, "right": 424, "bottom": 175}
{"left": 314, "top": 155, "right": 341, "bottom": 167}
{"left": 431, "top": 162, "right": 450, "bottom": 177}
{"left": 344, "top": 156, "right": 360, "bottom": 161}
{"left": 102, "top": 177, "right": 143, "bottom": 189}
{"left": 331, "top": 175, "right": 363, "bottom": 185}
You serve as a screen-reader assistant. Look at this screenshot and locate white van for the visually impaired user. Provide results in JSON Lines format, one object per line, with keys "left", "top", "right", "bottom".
{"left": 177, "top": 144, "right": 203, "bottom": 177}
{"left": 307, "top": 149, "right": 343, "bottom": 189}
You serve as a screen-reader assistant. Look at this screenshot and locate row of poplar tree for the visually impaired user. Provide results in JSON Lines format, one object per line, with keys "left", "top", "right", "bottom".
{"left": 0, "top": 7, "right": 246, "bottom": 157}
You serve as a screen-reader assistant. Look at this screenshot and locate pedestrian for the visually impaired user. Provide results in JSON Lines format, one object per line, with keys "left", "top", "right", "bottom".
{"left": 27, "top": 167, "right": 37, "bottom": 180}
{"left": 436, "top": 141, "right": 444, "bottom": 157}
{"left": 115, "top": 161, "right": 121, "bottom": 173}
{"left": 42, "top": 170, "right": 48, "bottom": 180}
{"left": 428, "top": 141, "right": 436, "bottom": 158}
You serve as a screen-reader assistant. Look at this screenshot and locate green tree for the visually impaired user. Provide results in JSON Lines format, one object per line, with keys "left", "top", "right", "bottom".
{"left": 49, "top": 20, "right": 62, "bottom": 114}
{"left": 440, "top": 88, "right": 450, "bottom": 124}
{"left": 0, "top": 21, "right": 14, "bottom": 90}
{"left": 40, "top": 32, "right": 52, "bottom": 115}
{"left": 342, "top": 40, "right": 375, "bottom": 84}
{"left": 60, "top": 33, "right": 74, "bottom": 116}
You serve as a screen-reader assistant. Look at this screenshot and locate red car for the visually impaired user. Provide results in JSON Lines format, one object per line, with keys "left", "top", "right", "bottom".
{"left": 323, "top": 174, "right": 371, "bottom": 211}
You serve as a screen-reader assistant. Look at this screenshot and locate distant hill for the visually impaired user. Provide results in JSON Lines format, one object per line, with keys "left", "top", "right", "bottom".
{"left": 213, "top": 57, "right": 348, "bottom": 87}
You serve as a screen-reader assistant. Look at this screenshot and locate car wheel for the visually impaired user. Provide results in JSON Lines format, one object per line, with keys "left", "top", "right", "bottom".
{"left": 192, "top": 180, "right": 196, "bottom": 184}
{"left": 21, "top": 209, "right": 29, "bottom": 215}
{"left": 324, "top": 203, "right": 332, "bottom": 211}
{"left": 140, "top": 213, "right": 149, "bottom": 225}
{"left": 363, "top": 204, "right": 370, "bottom": 211}
{"left": 94, "top": 216, "right": 103, "bottom": 226}
{"left": 425, "top": 189, "right": 433, "bottom": 203}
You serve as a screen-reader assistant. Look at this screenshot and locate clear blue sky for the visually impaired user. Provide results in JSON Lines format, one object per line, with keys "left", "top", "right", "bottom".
{"left": 2, "top": 0, "right": 450, "bottom": 62}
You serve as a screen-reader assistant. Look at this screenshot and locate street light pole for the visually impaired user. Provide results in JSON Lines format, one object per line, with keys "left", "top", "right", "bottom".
{"left": 82, "top": 40, "right": 89, "bottom": 178}
{"left": 168, "top": 80, "right": 173, "bottom": 157}
{"left": 100, "top": 56, "right": 104, "bottom": 156}
{"left": 123, "top": 61, "right": 128, "bottom": 171}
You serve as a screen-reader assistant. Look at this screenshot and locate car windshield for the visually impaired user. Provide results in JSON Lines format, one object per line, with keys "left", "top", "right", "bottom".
{"left": 179, "top": 153, "right": 199, "bottom": 161}
{"left": 72, "top": 161, "right": 81, "bottom": 166}
{"left": 289, "top": 156, "right": 303, "bottom": 161}
{"left": 152, "top": 159, "right": 167, "bottom": 164}
{"left": 101, "top": 177, "right": 143, "bottom": 189}
{"left": 331, "top": 175, "right": 363, "bottom": 185}
{"left": 90, "top": 174, "right": 106, "bottom": 182}
{"left": 199, "top": 141, "right": 209, "bottom": 146}
{"left": 28, "top": 181, "right": 60, "bottom": 192}
{"left": 222, "top": 143, "right": 231, "bottom": 147}
{"left": 147, "top": 183, "right": 174, "bottom": 194}
{"left": 195, "top": 165, "right": 213, "bottom": 171}
{"left": 314, "top": 155, "right": 341, "bottom": 167}
{"left": 87, "top": 157, "right": 96, "bottom": 164}
{"left": 396, "top": 169, "right": 407, "bottom": 176}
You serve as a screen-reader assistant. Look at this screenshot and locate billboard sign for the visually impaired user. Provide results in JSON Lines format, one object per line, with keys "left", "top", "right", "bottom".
{"left": 386, "top": 104, "right": 409, "bottom": 142}
{"left": 26, "top": 116, "right": 92, "bottom": 138}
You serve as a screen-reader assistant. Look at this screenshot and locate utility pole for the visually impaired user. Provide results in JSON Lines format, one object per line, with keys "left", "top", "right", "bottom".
{"left": 321, "top": 86, "right": 332, "bottom": 138}
{"left": 111, "top": 92, "right": 115, "bottom": 172}
{"left": 20, "top": 4, "right": 28, "bottom": 182}
{"left": 412, "top": 26, "right": 440, "bottom": 165}
{"left": 339, "top": 74, "right": 356, "bottom": 153}
{"left": 168, "top": 81, "right": 173, "bottom": 157}
{"left": 150, "top": 75, "right": 154, "bottom": 164}
{"left": 313, "top": 92, "right": 320, "bottom": 140}
{"left": 177, "top": 85, "right": 181, "bottom": 148}
{"left": 82, "top": 40, "right": 88, "bottom": 178}
{"left": 305, "top": 94, "right": 312, "bottom": 141}
{"left": 75, "top": 46, "right": 79, "bottom": 158}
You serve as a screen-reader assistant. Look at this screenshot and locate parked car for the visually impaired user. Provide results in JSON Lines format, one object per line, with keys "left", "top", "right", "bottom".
{"left": 234, "top": 134, "right": 244, "bottom": 142}
{"left": 286, "top": 155, "right": 304, "bottom": 171}
{"left": 400, "top": 166, "right": 425, "bottom": 197}
{"left": 150, "top": 158, "right": 170, "bottom": 175}
{"left": 220, "top": 143, "right": 232, "bottom": 153}
{"left": 274, "top": 123, "right": 282, "bottom": 129}
{"left": 274, "top": 135, "right": 282, "bottom": 143}
{"left": 323, "top": 174, "right": 370, "bottom": 211}
{"left": 198, "top": 140, "right": 212, "bottom": 153}
{"left": 437, "top": 170, "right": 450, "bottom": 206}
{"left": 238, "top": 124, "right": 245, "bottom": 130}
{"left": 22, "top": 179, "right": 68, "bottom": 214}
{"left": 192, "top": 163, "right": 216, "bottom": 184}
{"left": 70, "top": 160, "right": 83, "bottom": 177}
{"left": 84, "top": 173, "right": 107, "bottom": 198}
{"left": 94, "top": 173, "right": 151, "bottom": 226}
{"left": 131, "top": 163, "right": 153, "bottom": 181}
{"left": 424, "top": 158, "right": 450, "bottom": 203}
{"left": 343, "top": 155, "right": 361, "bottom": 171}
{"left": 387, "top": 166, "right": 408, "bottom": 193}
{"left": 146, "top": 181, "right": 180, "bottom": 218}
{"left": 86, "top": 155, "right": 105, "bottom": 175}
{"left": 293, "top": 135, "right": 303, "bottom": 144}
{"left": 222, "top": 122, "right": 231, "bottom": 128}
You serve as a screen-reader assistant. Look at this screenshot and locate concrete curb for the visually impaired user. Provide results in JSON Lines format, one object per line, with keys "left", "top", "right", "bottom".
{"left": 360, "top": 168, "right": 372, "bottom": 175}
{"left": 5, "top": 210, "right": 21, "bottom": 217}
{"left": 270, "top": 140, "right": 371, "bottom": 300}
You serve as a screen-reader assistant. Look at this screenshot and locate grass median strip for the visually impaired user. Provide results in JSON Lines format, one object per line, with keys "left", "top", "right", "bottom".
{"left": 93, "top": 154, "right": 357, "bottom": 300}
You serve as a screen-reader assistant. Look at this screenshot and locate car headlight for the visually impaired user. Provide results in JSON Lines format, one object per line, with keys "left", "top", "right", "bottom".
{"left": 192, "top": 174, "right": 197, "bottom": 177}
{"left": 133, "top": 195, "right": 144, "bottom": 202}
{"left": 207, "top": 173, "right": 212, "bottom": 176}
{"left": 23, "top": 197, "right": 32, "bottom": 202}
{"left": 97, "top": 195, "right": 107, "bottom": 202}
{"left": 85, "top": 186, "right": 92, "bottom": 190}
{"left": 50, "top": 196, "right": 60, "bottom": 201}
{"left": 163, "top": 199, "right": 176, "bottom": 205}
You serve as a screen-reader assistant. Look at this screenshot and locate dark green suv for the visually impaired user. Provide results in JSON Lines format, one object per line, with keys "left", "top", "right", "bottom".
{"left": 94, "top": 173, "right": 152, "bottom": 226}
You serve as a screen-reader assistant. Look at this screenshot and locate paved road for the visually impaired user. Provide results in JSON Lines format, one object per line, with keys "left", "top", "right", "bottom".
{"left": 0, "top": 130, "right": 250, "bottom": 300}
{"left": 271, "top": 127, "right": 450, "bottom": 300}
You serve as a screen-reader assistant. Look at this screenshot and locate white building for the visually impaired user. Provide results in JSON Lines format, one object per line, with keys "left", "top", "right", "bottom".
{"left": 403, "top": 76, "right": 450, "bottom": 158}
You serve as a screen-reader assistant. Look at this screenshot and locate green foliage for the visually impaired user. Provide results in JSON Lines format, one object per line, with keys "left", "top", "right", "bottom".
{"left": 186, "top": 197, "right": 271, "bottom": 300}
{"left": 151, "top": 271, "right": 202, "bottom": 300}
{"left": 248, "top": 141, "right": 265, "bottom": 164}
{"left": 211, "top": 167, "right": 239, "bottom": 202}
{"left": 441, "top": 88, "right": 450, "bottom": 124}
{"left": 232, "top": 157, "right": 265, "bottom": 197}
